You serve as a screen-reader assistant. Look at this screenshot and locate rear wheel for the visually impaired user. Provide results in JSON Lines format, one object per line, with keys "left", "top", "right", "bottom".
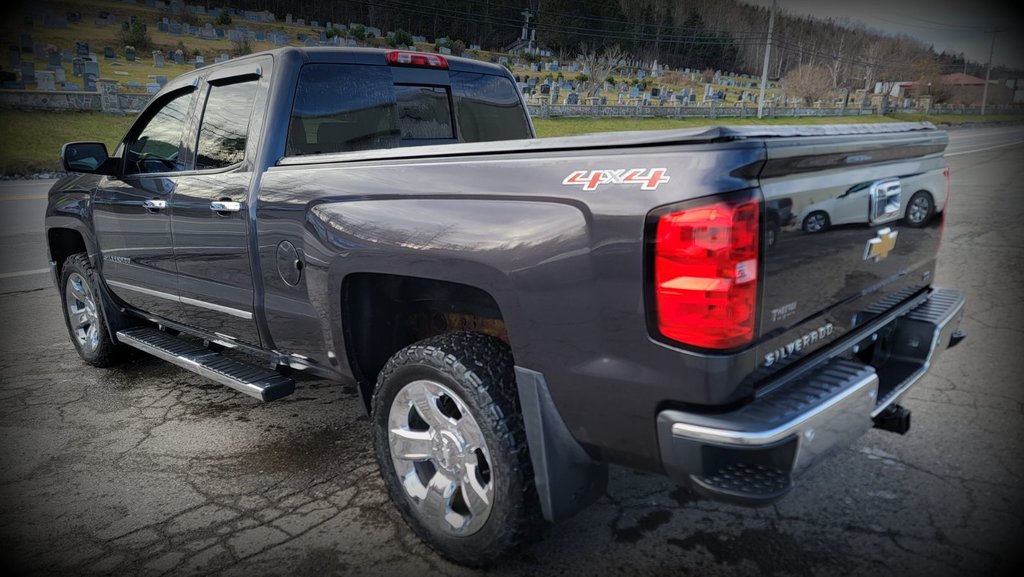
{"left": 371, "top": 332, "right": 540, "bottom": 566}
{"left": 59, "top": 253, "right": 127, "bottom": 367}
{"left": 905, "top": 191, "right": 934, "bottom": 227}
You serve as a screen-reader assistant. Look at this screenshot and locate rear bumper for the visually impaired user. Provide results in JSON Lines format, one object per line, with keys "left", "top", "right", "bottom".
{"left": 656, "top": 287, "right": 965, "bottom": 506}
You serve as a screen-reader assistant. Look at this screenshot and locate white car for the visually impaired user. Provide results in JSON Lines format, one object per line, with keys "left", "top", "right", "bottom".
{"left": 797, "top": 170, "right": 948, "bottom": 232}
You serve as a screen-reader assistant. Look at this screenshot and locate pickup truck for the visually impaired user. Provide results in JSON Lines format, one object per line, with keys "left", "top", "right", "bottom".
{"left": 46, "top": 47, "right": 966, "bottom": 566}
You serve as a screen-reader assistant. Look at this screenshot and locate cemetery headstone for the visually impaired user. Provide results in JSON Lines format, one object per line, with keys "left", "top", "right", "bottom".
{"left": 83, "top": 60, "right": 99, "bottom": 91}
{"left": 8, "top": 46, "right": 20, "bottom": 69}
{"left": 76, "top": 42, "right": 89, "bottom": 57}
{"left": 103, "top": 46, "right": 115, "bottom": 59}
{"left": 195, "top": 55, "right": 205, "bottom": 69}
{"left": 62, "top": 49, "right": 73, "bottom": 62}
{"left": 172, "top": 51, "right": 184, "bottom": 65}
{"left": 54, "top": 67, "right": 66, "bottom": 84}
{"left": 153, "top": 52, "right": 164, "bottom": 67}
{"left": 48, "top": 51, "right": 62, "bottom": 67}
{"left": 566, "top": 92, "right": 579, "bottom": 105}
{"left": 147, "top": 83, "right": 161, "bottom": 94}
{"left": 72, "top": 58, "right": 83, "bottom": 76}
{"left": 66, "top": 12, "right": 81, "bottom": 23}
{"left": 155, "top": 75, "right": 167, "bottom": 86}
{"left": 20, "top": 62, "right": 36, "bottom": 83}
{"left": 125, "top": 46, "right": 136, "bottom": 62}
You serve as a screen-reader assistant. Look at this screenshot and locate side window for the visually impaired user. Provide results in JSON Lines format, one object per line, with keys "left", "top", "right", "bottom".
{"left": 288, "top": 64, "right": 399, "bottom": 156}
{"left": 195, "top": 80, "right": 259, "bottom": 170}
{"left": 125, "top": 89, "right": 195, "bottom": 175}
{"left": 449, "top": 72, "right": 532, "bottom": 142}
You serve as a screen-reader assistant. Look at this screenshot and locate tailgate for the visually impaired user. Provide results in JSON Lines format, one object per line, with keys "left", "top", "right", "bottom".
{"left": 756, "top": 129, "right": 948, "bottom": 380}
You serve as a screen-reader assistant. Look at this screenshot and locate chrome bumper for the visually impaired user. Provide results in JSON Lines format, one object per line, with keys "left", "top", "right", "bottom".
{"left": 656, "top": 287, "right": 965, "bottom": 506}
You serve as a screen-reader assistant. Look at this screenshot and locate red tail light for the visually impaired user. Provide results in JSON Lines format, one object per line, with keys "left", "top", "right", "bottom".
{"left": 653, "top": 197, "right": 760, "bottom": 349}
{"left": 386, "top": 50, "right": 449, "bottom": 69}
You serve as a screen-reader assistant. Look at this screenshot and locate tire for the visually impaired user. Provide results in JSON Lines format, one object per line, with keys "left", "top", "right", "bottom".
{"left": 371, "top": 332, "right": 540, "bottom": 566}
{"left": 803, "top": 211, "right": 830, "bottom": 233}
{"left": 904, "top": 191, "right": 934, "bottom": 227}
{"left": 59, "top": 253, "right": 126, "bottom": 367}
{"left": 766, "top": 219, "right": 780, "bottom": 248}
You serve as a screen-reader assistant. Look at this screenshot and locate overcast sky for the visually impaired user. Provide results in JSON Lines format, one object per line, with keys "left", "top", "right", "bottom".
{"left": 742, "top": 0, "right": 1024, "bottom": 71}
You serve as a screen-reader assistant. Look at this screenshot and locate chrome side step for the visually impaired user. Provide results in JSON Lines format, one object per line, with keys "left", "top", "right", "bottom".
{"left": 116, "top": 327, "right": 295, "bottom": 401}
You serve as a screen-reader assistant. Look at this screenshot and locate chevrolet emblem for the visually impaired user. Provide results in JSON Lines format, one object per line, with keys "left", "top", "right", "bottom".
{"left": 864, "top": 227, "right": 898, "bottom": 262}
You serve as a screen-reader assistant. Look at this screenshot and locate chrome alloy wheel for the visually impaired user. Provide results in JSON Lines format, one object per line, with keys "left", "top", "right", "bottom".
{"left": 388, "top": 379, "right": 494, "bottom": 536}
{"left": 65, "top": 272, "right": 100, "bottom": 354}
{"left": 908, "top": 194, "right": 932, "bottom": 225}
{"left": 804, "top": 213, "right": 827, "bottom": 233}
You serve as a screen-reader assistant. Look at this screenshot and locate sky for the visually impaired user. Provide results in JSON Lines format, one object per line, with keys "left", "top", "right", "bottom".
{"left": 743, "top": 0, "right": 1024, "bottom": 71}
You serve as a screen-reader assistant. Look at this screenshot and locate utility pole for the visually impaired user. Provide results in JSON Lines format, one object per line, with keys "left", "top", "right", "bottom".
{"left": 981, "top": 30, "right": 997, "bottom": 115}
{"left": 757, "top": 0, "right": 777, "bottom": 119}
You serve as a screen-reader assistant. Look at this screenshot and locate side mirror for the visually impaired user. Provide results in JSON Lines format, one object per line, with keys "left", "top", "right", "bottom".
{"left": 60, "top": 141, "right": 115, "bottom": 175}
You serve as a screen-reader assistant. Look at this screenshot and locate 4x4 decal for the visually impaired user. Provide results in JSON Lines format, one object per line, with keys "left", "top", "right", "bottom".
{"left": 562, "top": 168, "right": 671, "bottom": 191}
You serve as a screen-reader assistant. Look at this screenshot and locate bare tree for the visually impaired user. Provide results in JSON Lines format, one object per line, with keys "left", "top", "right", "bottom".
{"left": 577, "top": 43, "right": 626, "bottom": 97}
{"left": 784, "top": 64, "right": 833, "bottom": 105}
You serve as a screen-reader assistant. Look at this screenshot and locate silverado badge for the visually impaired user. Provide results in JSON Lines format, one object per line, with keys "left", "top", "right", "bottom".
{"left": 864, "top": 227, "right": 898, "bottom": 262}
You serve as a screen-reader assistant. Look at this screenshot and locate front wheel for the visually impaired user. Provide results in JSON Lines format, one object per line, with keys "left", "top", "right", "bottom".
{"left": 59, "top": 253, "right": 127, "bottom": 367}
{"left": 803, "top": 211, "right": 830, "bottom": 233}
{"left": 371, "top": 332, "right": 540, "bottom": 566}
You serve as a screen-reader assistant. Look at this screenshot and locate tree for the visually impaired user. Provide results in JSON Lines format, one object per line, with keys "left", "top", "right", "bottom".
{"left": 388, "top": 29, "right": 414, "bottom": 48}
{"left": 784, "top": 65, "right": 833, "bottom": 105}
{"left": 117, "top": 21, "right": 152, "bottom": 51}
{"left": 216, "top": 11, "right": 232, "bottom": 26}
{"left": 577, "top": 43, "right": 625, "bottom": 97}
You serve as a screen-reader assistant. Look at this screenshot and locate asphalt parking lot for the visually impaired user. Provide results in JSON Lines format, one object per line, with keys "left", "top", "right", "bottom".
{"left": 1, "top": 126, "right": 1022, "bottom": 576}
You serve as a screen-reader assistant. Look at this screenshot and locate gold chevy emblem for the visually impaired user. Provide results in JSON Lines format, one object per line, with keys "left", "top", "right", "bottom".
{"left": 864, "top": 227, "right": 899, "bottom": 262}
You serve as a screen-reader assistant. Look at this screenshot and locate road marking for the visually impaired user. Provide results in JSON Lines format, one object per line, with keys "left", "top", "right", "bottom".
{"left": 947, "top": 139, "right": 1024, "bottom": 157}
{"left": 0, "top": 268, "right": 50, "bottom": 279}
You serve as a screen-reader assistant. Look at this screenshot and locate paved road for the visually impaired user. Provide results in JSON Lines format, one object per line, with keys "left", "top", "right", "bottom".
{"left": 1, "top": 126, "right": 1022, "bottom": 576}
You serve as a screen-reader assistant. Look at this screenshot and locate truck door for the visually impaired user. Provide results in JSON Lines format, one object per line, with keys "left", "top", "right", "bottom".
{"left": 169, "top": 62, "right": 267, "bottom": 345}
{"left": 93, "top": 86, "right": 198, "bottom": 319}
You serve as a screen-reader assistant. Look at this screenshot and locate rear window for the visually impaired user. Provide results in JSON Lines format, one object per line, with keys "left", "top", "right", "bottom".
{"left": 286, "top": 63, "right": 529, "bottom": 157}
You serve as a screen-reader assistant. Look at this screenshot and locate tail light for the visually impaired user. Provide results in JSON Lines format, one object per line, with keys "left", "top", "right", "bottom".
{"left": 652, "top": 195, "right": 760, "bottom": 350}
{"left": 386, "top": 50, "right": 449, "bottom": 69}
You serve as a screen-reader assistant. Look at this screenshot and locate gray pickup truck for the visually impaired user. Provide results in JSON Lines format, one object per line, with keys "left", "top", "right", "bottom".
{"left": 46, "top": 47, "right": 965, "bottom": 565}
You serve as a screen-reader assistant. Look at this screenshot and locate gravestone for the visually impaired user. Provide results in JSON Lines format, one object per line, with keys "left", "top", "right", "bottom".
{"left": 194, "top": 55, "right": 204, "bottom": 69}
{"left": 126, "top": 80, "right": 142, "bottom": 90}
{"left": 311, "top": 21, "right": 319, "bottom": 28}
{"left": 76, "top": 42, "right": 89, "bottom": 57}
{"left": 255, "top": 30, "right": 264, "bottom": 41}
{"left": 297, "top": 19, "right": 305, "bottom": 26}
{"left": 147, "top": 83, "right": 160, "bottom": 94}
{"left": 33, "top": 44, "right": 46, "bottom": 60}
{"left": 628, "top": 85, "right": 639, "bottom": 98}
{"left": 172, "top": 51, "right": 184, "bottom": 65}
{"left": 62, "top": 82, "right": 79, "bottom": 91}
{"left": 122, "top": 22, "right": 129, "bottom": 32}
{"left": 304, "top": 39, "right": 318, "bottom": 47}
{"left": 8, "top": 46, "right": 20, "bottom": 68}
{"left": 155, "top": 75, "right": 167, "bottom": 86}
{"left": 169, "top": 22, "right": 182, "bottom": 35}
{"left": 153, "top": 52, "right": 164, "bottom": 67}
{"left": 72, "top": 57, "right": 83, "bottom": 76}
{"left": 125, "top": 46, "right": 135, "bottom": 62}
{"left": 103, "top": 46, "right": 115, "bottom": 59}
{"left": 228, "top": 30, "right": 242, "bottom": 42}
{"left": 54, "top": 67, "right": 66, "bottom": 84}
{"left": 202, "top": 24, "right": 215, "bottom": 39}
{"left": 62, "top": 49, "right": 73, "bottom": 62}
{"left": 20, "top": 34, "right": 33, "bottom": 54}
{"left": 66, "top": 12, "right": 81, "bottom": 23}
{"left": 286, "top": 14, "right": 292, "bottom": 24}
{"left": 566, "top": 92, "right": 579, "bottom": 105}
{"left": 216, "top": 28, "right": 225, "bottom": 38}
{"left": 20, "top": 61, "right": 36, "bottom": 83}
{"left": 83, "top": 61, "right": 99, "bottom": 91}
{"left": 219, "top": 53, "right": 229, "bottom": 62}
{"left": 540, "top": 83, "right": 550, "bottom": 95}
{"left": 319, "top": 31, "right": 327, "bottom": 42}
{"left": 158, "top": 22, "right": 168, "bottom": 32}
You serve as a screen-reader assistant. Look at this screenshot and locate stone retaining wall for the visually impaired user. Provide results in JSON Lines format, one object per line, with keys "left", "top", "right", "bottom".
{"left": 0, "top": 82, "right": 152, "bottom": 113}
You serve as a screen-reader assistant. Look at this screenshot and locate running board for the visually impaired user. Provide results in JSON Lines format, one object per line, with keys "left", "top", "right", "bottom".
{"left": 116, "top": 327, "right": 295, "bottom": 401}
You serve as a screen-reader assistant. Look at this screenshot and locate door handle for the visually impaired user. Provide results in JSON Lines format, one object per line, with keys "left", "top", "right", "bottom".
{"left": 210, "top": 201, "right": 242, "bottom": 213}
{"left": 142, "top": 199, "right": 167, "bottom": 210}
